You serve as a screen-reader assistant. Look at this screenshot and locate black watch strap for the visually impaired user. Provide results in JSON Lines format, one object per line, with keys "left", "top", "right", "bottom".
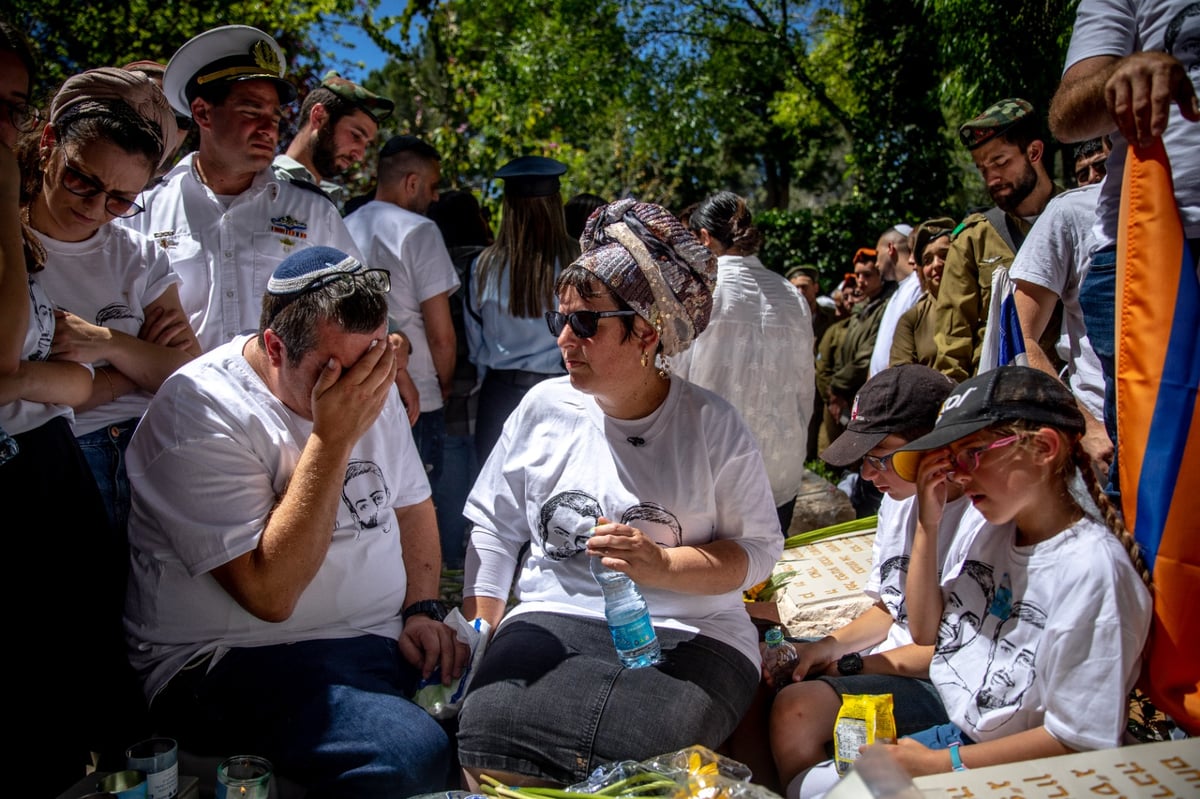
{"left": 837, "top": 652, "right": 864, "bottom": 676}
{"left": 401, "top": 599, "right": 448, "bottom": 623}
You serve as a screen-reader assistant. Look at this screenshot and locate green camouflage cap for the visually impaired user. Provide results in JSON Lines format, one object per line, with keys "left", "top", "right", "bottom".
{"left": 320, "top": 70, "right": 394, "bottom": 123}
{"left": 958, "top": 97, "right": 1034, "bottom": 150}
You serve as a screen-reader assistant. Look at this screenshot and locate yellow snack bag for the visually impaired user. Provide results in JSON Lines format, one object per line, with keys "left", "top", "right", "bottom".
{"left": 833, "top": 693, "right": 896, "bottom": 775}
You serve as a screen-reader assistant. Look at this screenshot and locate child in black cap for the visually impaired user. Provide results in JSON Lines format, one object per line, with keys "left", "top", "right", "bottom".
{"left": 771, "top": 364, "right": 985, "bottom": 799}
{"left": 872, "top": 365, "right": 1152, "bottom": 776}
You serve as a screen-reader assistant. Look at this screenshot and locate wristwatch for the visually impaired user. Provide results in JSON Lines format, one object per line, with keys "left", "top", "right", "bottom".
{"left": 836, "top": 652, "right": 864, "bottom": 676}
{"left": 401, "top": 599, "right": 448, "bottom": 623}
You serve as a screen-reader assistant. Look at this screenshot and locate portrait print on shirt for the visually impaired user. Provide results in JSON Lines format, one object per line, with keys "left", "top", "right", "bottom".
{"left": 961, "top": 600, "right": 1048, "bottom": 734}
{"left": 94, "top": 302, "right": 141, "bottom": 327}
{"left": 537, "top": 492, "right": 685, "bottom": 562}
{"left": 28, "top": 279, "right": 54, "bottom": 359}
{"left": 1165, "top": 4, "right": 1199, "bottom": 76}
{"left": 620, "top": 502, "right": 682, "bottom": 548}
{"left": 538, "top": 490, "right": 603, "bottom": 561}
{"left": 935, "top": 560, "right": 996, "bottom": 702}
{"left": 341, "top": 459, "right": 393, "bottom": 538}
{"left": 876, "top": 554, "right": 911, "bottom": 625}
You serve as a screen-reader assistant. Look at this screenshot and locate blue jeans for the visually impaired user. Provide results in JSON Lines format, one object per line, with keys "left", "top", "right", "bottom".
{"left": 76, "top": 417, "right": 138, "bottom": 535}
{"left": 433, "top": 433, "right": 478, "bottom": 570}
{"left": 150, "top": 635, "right": 452, "bottom": 797}
{"left": 904, "top": 721, "right": 973, "bottom": 749}
{"left": 413, "top": 410, "right": 446, "bottom": 488}
{"left": 1079, "top": 247, "right": 1120, "bottom": 504}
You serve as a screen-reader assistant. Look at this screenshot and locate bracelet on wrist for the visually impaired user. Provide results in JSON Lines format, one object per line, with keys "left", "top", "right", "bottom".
{"left": 948, "top": 741, "right": 968, "bottom": 772}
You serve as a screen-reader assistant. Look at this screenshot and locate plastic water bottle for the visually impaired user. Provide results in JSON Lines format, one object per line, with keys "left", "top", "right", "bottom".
{"left": 590, "top": 555, "right": 662, "bottom": 668}
{"left": 763, "top": 625, "right": 798, "bottom": 689}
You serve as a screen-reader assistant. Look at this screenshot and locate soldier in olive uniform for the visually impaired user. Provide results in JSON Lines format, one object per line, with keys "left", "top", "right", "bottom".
{"left": 932, "top": 98, "right": 1061, "bottom": 382}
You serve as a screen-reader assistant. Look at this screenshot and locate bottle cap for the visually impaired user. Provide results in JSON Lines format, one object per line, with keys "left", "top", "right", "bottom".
{"left": 765, "top": 626, "right": 784, "bottom": 645}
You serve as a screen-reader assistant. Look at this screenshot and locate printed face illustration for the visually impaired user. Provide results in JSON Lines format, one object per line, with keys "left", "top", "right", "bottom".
{"left": 939, "top": 589, "right": 983, "bottom": 655}
{"left": 342, "top": 461, "right": 392, "bottom": 537}
{"left": 937, "top": 561, "right": 993, "bottom": 656}
{"left": 964, "top": 604, "right": 1045, "bottom": 733}
{"left": 544, "top": 504, "right": 595, "bottom": 560}
{"left": 975, "top": 639, "right": 1037, "bottom": 713}
{"left": 539, "top": 491, "right": 603, "bottom": 562}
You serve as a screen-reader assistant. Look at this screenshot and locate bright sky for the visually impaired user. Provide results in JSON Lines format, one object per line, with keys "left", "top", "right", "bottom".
{"left": 314, "top": 19, "right": 392, "bottom": 83}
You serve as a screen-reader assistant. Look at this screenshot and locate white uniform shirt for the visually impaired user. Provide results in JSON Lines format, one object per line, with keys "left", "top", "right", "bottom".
{"left": 1007, "top": 184, "right": 1106, "bottom": 420}
{"left": 121, "top": 154, "right": 362, "bottom": 352}
{"left": 869, "top": 272, "right": 923, "bottom": 378}
{"left": 932, "top": 517, "right": 1151, "bottom": 750}
{"left": 33, "top": 225, "right": 182, "bottom": 435}
{"left": 344, "top": 201, "right": 460, "bottom": 412}
{"left": 464, "top": 376, "right": 783, "bottom": 669}
{"left": 1064, "top": 0, "right": 1200, "bottom": 246}
{"left": 671, "top": 255, "right": 815, "bottom": 507}
{"left": 124, "top": 336, "right": 430, "bottom": 702}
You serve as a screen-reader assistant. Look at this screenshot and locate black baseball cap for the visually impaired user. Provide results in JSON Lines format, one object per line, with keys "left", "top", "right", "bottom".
{"left": 820, "top": 364, "right": 957, "bottom": 467}
{"left": 891, "top": 366, "right": 1085, "bottom": 482}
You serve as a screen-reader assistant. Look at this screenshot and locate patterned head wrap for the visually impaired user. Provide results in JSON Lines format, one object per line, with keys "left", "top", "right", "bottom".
{"left": 49, "top": 67, "right": 178, "bottom": 167}
{"left": 574, "top": 199, "right": 716, "bottom": 356}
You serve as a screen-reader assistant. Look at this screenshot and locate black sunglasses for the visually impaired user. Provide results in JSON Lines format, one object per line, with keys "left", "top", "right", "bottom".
{"left": 545, "top": 309, "right": 637, "bottom": 338}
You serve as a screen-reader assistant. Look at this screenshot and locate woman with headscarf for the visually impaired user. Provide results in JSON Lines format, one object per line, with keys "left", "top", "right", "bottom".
{"left": 19, "top": 67, "right": 198, "bottom": 533}
{"left": 457, "top": 199, "right": 784, "bottom": 787}
{"left": 465, "top": 156, "right": 578, "bottom": 463}
{"left": 3, "top": 67, "right": 191, "bottom": 789}
{"left": 890, "top": 219, "right": 955, "bottom": 368}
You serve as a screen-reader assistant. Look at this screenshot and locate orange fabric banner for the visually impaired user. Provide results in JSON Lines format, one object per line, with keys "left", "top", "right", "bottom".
{"left": 1116, "top": 140, "right": 1200, "bottom": 735}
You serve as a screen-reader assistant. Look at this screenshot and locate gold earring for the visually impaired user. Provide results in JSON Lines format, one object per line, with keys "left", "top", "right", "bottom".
{"left": 641, "top": 350, "right": 649, "bottom": 368}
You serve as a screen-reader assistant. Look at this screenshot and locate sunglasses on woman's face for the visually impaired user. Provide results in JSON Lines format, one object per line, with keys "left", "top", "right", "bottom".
{"left": 545, "top": 309, "right": 636, "bottom": 338}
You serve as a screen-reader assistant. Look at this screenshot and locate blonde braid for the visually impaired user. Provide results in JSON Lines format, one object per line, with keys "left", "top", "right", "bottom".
{"left": 1072, "top": 444, "right": 1153, "bottom": 591}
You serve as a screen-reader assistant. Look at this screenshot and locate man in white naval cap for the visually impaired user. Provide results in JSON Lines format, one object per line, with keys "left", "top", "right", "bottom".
{"left": 120, "top": 25, "right": 365, "bottom": 354}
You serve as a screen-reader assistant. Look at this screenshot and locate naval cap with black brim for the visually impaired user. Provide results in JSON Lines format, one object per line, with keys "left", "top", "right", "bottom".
{"left": 495, "top": 155, "right": 567, "bottom": 198}
{"left": 163, "top": 25, "right": 296, "bottom": 118}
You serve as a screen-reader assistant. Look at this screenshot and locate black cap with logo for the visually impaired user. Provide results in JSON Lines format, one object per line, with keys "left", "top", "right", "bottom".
{"left": 821, "top": 364, "right": 957, "bottom": 468}
{"left": 891, "top": 366, "right": 1084, "bottom": 482}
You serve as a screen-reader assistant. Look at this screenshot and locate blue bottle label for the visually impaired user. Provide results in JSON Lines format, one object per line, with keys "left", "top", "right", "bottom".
{"left": 611, "top": 613, "right": 656, "bottom": 652}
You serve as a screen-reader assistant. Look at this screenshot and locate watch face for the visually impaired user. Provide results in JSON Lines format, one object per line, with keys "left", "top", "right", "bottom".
{"left": 838, "top": 653, "right": 863, "bottom": 675}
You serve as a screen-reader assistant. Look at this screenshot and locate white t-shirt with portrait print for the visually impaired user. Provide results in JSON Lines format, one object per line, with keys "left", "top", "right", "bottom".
{"left": 124, "top": 335, "right": 430, "bottom": 703}
{"left": 33, "top": 223, "right": 182, "bottom": 436}
{"left": 863, "top": 493, "right": 985, "bottom": 654}
{"left": 463, "top": 376, "right": 784, "bottom": 669}
{"left": 931, "top": 516, "right": 1151, "bottom": 750}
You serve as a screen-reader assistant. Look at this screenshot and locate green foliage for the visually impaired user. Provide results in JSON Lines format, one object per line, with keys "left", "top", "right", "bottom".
{"left": 804, "top": 459, "right": 840, "bottom": 486}
{"left": 756, "top": 200, "right": 893, "bottom": 286}
{"left": 7, "top": 0, "right": 1082, "bottom": 214}
{"left": 9, "top": 0, "right": 361, "bottom": 102}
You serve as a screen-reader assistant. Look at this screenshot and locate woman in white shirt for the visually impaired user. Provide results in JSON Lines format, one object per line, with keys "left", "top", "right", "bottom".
{"left": 458, "top": 199, "right": 783, "bottom": 788}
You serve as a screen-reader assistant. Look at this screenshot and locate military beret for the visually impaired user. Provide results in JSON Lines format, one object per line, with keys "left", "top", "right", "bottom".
{"left": 785, "top": 265, "right": 820, "bottom": 282}
{"left": 164, "top": 25, "right": 296, "bottom": 117}
{"left": 958, "top": 97, "right": 1034, "bottom": 150}
{"left": 495, "top": 155, "right": 567, "bottom": 198}
{"left": 319, "top": 70, "right": 394, "bottom": 123}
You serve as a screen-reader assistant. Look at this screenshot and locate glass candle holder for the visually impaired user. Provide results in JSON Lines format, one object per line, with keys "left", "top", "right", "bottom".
{"left": 216, "top": 755, "right": 272, "bottom": 799}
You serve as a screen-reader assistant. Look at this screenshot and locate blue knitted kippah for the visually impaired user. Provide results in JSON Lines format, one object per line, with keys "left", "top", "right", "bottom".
{"left": 267, "top": 246, "right": 365, "bottom": 295}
